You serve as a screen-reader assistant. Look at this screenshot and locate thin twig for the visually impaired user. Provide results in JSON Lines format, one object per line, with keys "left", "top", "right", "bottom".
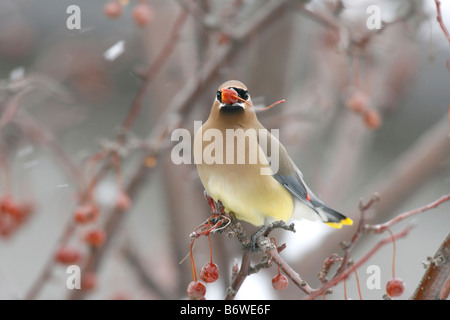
{"left": 297, "top": 3, "right": 338, "bottom": 30}
{"left": 434, "top": 0, "right": 450, "bottom": 43}
{"left": 14, "top": 111, "right": 84, "bottom": 190}
{"left": 25, "top": 222, "right": 76, "bottom": 300}
{"left": 364, "top": 194, "right": 450, "bottom": 234}
{"left": 118, "top": 9, "right": 189, "bottom": 139}
{"left": 334, "top": 193, "right": 380, "bottom": 277}
{"left": 122, "top": 242, "right": 171, "bottom": 299}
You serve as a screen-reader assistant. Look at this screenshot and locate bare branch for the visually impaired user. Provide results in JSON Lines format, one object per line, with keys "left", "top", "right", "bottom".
{"left": 225, "top": 248, "right": 251, "bottom": 300}
{"left": 434, "top": 0, "right": 450, "bottom": 43}
{"left": 266, "top": 246, "right": 314, "bottom": 295}
{"left": 364, "top": 194, "right": 450, "bottom": 234}
{"left": 411, "top": 232, "right": 450, "bottom": 300}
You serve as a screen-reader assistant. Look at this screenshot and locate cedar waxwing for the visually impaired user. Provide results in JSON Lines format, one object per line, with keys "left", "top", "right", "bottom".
{"left": 194, "top": 80, "right": 352, "bottom": 228}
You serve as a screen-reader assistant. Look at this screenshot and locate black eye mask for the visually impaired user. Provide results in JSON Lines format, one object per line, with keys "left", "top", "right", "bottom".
{"left": 232, "top": 87, "right": 249, "bottom": 101}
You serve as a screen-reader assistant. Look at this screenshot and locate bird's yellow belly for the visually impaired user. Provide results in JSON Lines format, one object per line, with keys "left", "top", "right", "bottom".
{"left": 199, "top": 164, "right": 294, "bottom": 226}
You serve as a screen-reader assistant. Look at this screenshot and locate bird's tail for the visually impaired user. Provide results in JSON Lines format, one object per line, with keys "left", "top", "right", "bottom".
{"left": 317, "top": 205, "right": 353, "bottom": 229}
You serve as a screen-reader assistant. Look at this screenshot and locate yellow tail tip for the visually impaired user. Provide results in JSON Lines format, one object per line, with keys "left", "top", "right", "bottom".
{"left": 341, "top": 217, "right": 353, "bottom": 225}
{"left": 325, "top": 217, "right": 353, "bottom": 229}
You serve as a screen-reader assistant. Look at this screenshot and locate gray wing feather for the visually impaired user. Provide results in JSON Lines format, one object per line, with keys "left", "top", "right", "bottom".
{"left": 258, "top": 126, "right": 320, "bottom": 213}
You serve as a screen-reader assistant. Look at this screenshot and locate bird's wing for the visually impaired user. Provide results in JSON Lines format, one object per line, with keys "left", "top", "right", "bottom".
{"left": 257, "top": 125, "right": 318, "bottom": 212}
{"left": 258, "top": 127, "right": 352, "bottom": 228}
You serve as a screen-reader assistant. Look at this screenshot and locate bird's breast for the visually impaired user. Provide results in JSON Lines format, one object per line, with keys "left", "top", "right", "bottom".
{"left": 194, "top": 125, "right": 294, "bottom": 226}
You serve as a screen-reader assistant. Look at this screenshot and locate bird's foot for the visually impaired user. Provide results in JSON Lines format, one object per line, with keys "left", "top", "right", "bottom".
{"left": 249, "top": 221, "right": 296, "bottom": 252}
{"left": 203, "top": 190, "right": 216, "bottom": 212}
{"left": 203, "top": 190, "right": 225, "bottom": 216}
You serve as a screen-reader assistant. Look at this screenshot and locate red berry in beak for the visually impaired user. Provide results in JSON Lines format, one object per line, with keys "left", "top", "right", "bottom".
{"left": 220, "top": 88, "right": 239, "bottom": 105}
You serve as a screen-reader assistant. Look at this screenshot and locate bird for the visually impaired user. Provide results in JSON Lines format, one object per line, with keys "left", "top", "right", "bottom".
{"left": 194, "top": 80, "right": 352, "bottom": 229}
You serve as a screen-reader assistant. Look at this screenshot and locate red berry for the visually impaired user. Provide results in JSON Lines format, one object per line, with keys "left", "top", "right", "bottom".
{"left": 74, "top": 203, "right": 99, "bottom": 224}
{"left": 187, "top": 281, "right": 206, "bottom": 300}
{"left": 272, "top": 274, "right": 289, "bottom": 291}
{"left": 81, "top": 272, "right": 97, "bottom": 291}
{"left": 84, "top": 228, "right": 106, "bottom": 247}
{"left": 104, "top": 1, "right": 122, "bottom": 19}
{"left": 115, "top": 192, "right": 131, "bottom": 211}
{"left": 55, "top": 247, "right": 80, "bottom": 265}
{"left": 200, "top": 262, "right": 219, "bottom": 283}
{"left": 363, "top": 109, "right": 382, "bottom": 130}
{"left": 386, "top": 278, "right": 404, "bottom": 297}
{"left": 220, "top": 88, "right": 239, "bottom": 105}
{"left": 0, "top": 195, "right": 23, "bottom": 219}
{"left": 132, "top": 3, "right": 153, "bottom": 27}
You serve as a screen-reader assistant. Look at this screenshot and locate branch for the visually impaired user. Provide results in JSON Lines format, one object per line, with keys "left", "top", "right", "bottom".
{"left": 122, "top": 241, "right": 171, "bottom": 299}
{"left": 364, "top": 194, "right": 450, "bottom": 234}
{"left": 225, "top": 248, "right": 251, "bottom": 300}
{"left": 118, "top": 8, "right": 189, "bottom": 139}
{"left": 434, "top": 0, "right": 450, "bottom": 44}
{"left": 334, "top": 193, "right": 380, "bottom": 277}
{"left": 14, "top": 111, "right": 84, "bottom": 190}
{"left": 0, "top": 86, "right": 32, "bottom": 131}
{"left": 25, "top": 221, "right": 76, "bottom": 300}
{"left": 224, "top": 219, "right": 300, "bottom": 299}
{"left": 296, "top": 3, "right": 338, "bottom": 30}
{"left": 266, "top": 246, "right": 314, "bottom": 295}
{"left": 410, "top": 232, "right": 450, "bottom": 300}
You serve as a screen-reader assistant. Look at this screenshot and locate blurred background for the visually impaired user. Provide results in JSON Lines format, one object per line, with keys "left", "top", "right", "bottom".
{"left": 0, "top": 0, "right": 448, "bottom": 300}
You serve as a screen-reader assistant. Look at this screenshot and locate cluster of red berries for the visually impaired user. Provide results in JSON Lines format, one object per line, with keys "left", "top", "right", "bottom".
{"left": 187, "top": 233, "right": 220, "bottom": 300}
{"left": 53, "top": 183, "right": 131, "bottom": 291}
{"left": 52, "top": 199, "right": 103, "bottom": 290}
{"left": 72, "top": 189, "right": 130, "bottom": 246}
{"left": 344, "top": 90, "right": 382, "bottom": 130}
{"left": 0, "top": 194, "right": 33, "bottom": 238}
{"left": 187, "top": 261, "right": 220, "bottom": 300}
{"left": 104, "top": 1, "right": 153, "bottom": 28}
{"left": 73, "top": 201, "right": 106, "bottom": 248}
{"left": 54, "top": 245, "right": 98, "bottom": 291}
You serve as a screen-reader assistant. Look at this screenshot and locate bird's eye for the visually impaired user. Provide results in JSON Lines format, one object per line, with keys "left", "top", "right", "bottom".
{"left": 233, "top": 88, "right": 249, "bottom": 100}
{"left": 216, "top": 90, "right": 222, "bottom": 102}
